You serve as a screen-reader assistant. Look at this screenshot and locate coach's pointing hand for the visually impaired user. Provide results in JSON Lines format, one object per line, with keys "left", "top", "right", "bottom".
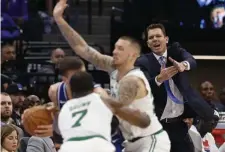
{"left": 168, "top": 57, "right": 187, "bottom": 72}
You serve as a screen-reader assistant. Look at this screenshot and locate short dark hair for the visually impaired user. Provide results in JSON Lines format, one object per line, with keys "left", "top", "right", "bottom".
{"left": 69, "top": 71, "right": 94, "bottom": 98}
{"left": 119, "top": 36, "right": 141, "bottom": 53}
{"left": 58, "top": 56, "right": 84, "bottom": 76}
{"left": 146, "top": 23, "right": 166, "bottom": 36}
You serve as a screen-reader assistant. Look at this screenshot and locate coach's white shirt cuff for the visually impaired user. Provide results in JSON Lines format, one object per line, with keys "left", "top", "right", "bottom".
{"left": 183, "top": 61, "right": 190, "bottom": 70}
{"left": 155, "top": 77, "right": 162, "bottom": 86}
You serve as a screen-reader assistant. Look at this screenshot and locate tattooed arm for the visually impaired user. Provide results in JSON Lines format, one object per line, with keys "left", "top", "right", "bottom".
{"left": 101, "top": 76, "right": 150, "bottom": 128}
{"left": 101, "top": 95, "right": 150, "bottom": 128}
{"left": 53, "top": 1, "right": 114, "bottom": 72}
{"left": 114, "top": 107, "right": 150, "bottom": 128}
{"left": 101, "top": 75, "right": 145, "bottom": 106}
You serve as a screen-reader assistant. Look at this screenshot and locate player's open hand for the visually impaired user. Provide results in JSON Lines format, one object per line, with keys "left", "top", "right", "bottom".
{"left": 53, "top": 0, "right": 68, "bottom": 19}
{"left": 34, "top": 125, "right": 53, "bottom": 137}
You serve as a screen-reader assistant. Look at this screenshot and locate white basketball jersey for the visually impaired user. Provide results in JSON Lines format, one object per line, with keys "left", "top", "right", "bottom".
{"left": 110, "top": 68, "right": 163, "bottom": 140}
{"left": 58, "top": 93, "right": 113, "bottom": 142}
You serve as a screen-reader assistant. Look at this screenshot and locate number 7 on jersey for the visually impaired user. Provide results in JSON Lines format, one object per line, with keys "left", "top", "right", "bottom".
{"left": 72, "top": 109, "right": 87, "bottom": 128}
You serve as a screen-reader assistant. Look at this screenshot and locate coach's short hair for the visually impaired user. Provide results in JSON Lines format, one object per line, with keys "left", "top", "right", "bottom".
{"left": 146, "top": 23, "right": 167, "bottom": 36}
{"left": 58, "top": 56, "right": 84, "bottom": 76}
{"left": 69, "top": 71, "right": 94, "bottom": 98}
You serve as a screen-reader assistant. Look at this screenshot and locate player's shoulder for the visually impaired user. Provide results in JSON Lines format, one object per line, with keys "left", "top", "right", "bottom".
{"left": 48, "top": 82, "right": 63, "bottom": 93}
{"left": 50, "top": 82, "right": 63, "bottom": 89}
{"left": 48, "top": 82, "right": 64, "bottom": 104}
{"left": 120, "top": 75, "right": 141, "bottom": 85}
{"left": 121, "top": 71, "right": 146, "bottom": 87}
{"left": 123, "top": 68, "right": 143, "bottom": 80}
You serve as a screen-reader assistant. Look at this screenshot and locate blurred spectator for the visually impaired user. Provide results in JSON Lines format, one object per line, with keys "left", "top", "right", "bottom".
{"left": 1, "top": 74, "right": 13, "bottom": 92}
{"left": 1, "top": 13, "right": 21, "bottom": 39}
{"left": 219, "top": 87, "right": 225, "bottom": 110}
{"left": 1, "top": 92, "right": 15, "bottom": 126}
{"left": 199, "top": 81, "right": 224, "bottom": 111}
{"left": 26, "top": 136, "right": 56, "bottom": 152}
{"left": 184, "top": 118, "right": 203, "bottom": 152}
{"left": 6, "top": 83, "right": 26, "bottom": 127}
{"left": 1, "top": 124, "right": 19, "bottom": 152}
{"left": 1, "top": 0, "right": 28, "bottom": 25}
{"left": 1, "top": 43, "right": 18, "bottom": 81}
{"left": 29, "top": 48, "right": 65, "bottom": 102}
{"left": 33, "top": 48, "right": 65, "bottom": 84}
{"left": 199, "top": 111, "right": 220, "bottom": 151}
{"left": 1, "top": 43, "right": 16, "bottom": 64}
{"left": 20, "top": 95, "right": 42, "bottom": 138}
{"left": 1, "top": 0, "right": 28, "bottom": 40}
{"left": 21, "top": 95, "right": 41, "bottom": 114}
{"left": 210, "top": 5, "right": 225, "bottom": 28}
{"left": 1, "top": 92, "right": 24, "bottom": 139}
{"left": 51, "top": 48, "right": 65, "bottom": 64}
{"left": 186, "top": 111, "right": 220, "bottom": 151}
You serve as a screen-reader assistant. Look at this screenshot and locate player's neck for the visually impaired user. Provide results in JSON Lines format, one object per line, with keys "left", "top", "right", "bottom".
{"left": 117, "top": 64, "right": 135, "bottom": 81}
{"left": 73, "top": 91, "right": 93, "bottom": 98}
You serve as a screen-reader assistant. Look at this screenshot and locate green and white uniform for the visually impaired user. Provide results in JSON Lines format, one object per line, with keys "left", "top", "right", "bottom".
{"left": 110, "top": 68, "right": 171, "bottom": 152}
{"left": 58, "top": 93, "right": 115, "bottom": 152}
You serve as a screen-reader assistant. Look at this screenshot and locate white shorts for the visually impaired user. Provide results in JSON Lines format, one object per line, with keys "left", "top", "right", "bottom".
{"left": 58, "top": 138, "right": 115, "bottom": 152}
{"left": 123, "top": 130, "right": 171, "bottom": 152}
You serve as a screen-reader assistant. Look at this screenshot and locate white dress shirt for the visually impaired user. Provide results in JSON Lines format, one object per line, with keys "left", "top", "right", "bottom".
{"left": 153, "top": 51, "right": 185, "bottom": 120}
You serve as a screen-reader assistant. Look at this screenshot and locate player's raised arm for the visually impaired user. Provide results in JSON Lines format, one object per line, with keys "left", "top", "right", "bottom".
{"left": 53, "top": 0, "right": 114, "bottom": 72}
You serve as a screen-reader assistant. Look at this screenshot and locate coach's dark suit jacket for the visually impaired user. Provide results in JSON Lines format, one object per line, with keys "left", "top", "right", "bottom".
{"left": 135, "top": 42, "right": 214, "bottom": 122}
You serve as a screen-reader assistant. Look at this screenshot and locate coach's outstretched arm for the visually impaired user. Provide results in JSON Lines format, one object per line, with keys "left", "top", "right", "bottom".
{"left": 53, "top": 0, "right": 114, "bottom": 72}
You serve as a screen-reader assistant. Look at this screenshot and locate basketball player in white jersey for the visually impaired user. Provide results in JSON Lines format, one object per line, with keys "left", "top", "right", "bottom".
{"left": 58, "top": 71, "right": 153, "bottom": 152}
{"left": 53, "top": 0, "right": 171, "bottom": 151}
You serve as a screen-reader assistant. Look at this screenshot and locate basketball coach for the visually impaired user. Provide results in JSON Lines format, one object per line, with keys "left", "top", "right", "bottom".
{"left": 135, "top": 23, "right": 214, "bottom": 152}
